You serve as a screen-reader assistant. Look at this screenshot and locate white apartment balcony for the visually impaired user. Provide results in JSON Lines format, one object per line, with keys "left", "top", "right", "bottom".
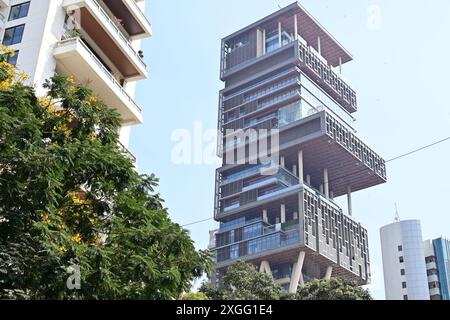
{"left": 63, "top": 0, "right": 148, "bottom": 80}
{"left": 54, "top": 37, "right": 144, "bottom": 125}
{"left": 102, "top": 0, "right": 152, "bottom": 39}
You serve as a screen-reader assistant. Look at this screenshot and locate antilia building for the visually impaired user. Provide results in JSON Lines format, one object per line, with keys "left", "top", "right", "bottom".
{"left": 210, "top": 2, "right": 387, "bottom": 293}
{"left": 0, "top": 0, "right": 152, "bottom": 159}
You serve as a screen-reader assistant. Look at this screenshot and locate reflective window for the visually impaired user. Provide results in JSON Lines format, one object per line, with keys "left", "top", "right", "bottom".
{"left": 9, "top": 2, "right": 30, "bottom": 21}
{"left": 3, "top": 25, "right": 25, "bottom": 45}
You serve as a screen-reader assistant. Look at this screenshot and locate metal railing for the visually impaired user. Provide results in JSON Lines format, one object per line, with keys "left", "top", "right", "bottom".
{"left": 56, "top": 37, "right": 143, "bottom": 114}
{"left": 89, "top": 0, "right": 146, "bottom": 68}
{"left": 118, "top": 140, "right": 137, "bottom": 162}
{"left": 129, "top": 0, "right": 152, "bottom": 29}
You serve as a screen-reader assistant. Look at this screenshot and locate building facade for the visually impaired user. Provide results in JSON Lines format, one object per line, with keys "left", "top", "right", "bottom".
{"left": 0, "top": 0, "right": 152, "bottom": 156}
{"left": 380, "top": 220, "right": 430, "bottom": 300}
{"left": 210, "top": 2, "right": 387, "bottom": 293}
{"left": 424, "top": 237, "right": 450, "bottom": 300}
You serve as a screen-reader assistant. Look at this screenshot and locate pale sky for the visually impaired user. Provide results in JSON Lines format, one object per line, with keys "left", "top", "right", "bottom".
{"left": 132, "top": 0, "right": 450, "bottom": 299}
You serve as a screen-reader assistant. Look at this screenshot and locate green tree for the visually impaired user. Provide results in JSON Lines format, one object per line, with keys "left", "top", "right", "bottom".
{"left": 180, "top": 292, "right": 208, "bottom": 300}
{"left": 0, "top": 48, "right": 212, "bottom": 300}
{"left": 198, "top": 281, "right": 227, "bottom": 300}
{"left": 222, "top": 261, "right": 283, "bottom": 300}
{"left": 296, "top": 278, "right": 373, "bottom": 300}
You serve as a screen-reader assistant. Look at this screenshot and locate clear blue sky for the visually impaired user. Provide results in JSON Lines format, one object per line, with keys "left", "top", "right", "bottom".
{"left": 131, "top": 0, "right": 450, "bottom": 299}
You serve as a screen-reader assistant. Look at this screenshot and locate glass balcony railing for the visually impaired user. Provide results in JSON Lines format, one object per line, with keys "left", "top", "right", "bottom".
{"left": 216, "top": 228, "right": 300, "bottom": 263}
{"left": 221, "top": 161, "right": 275, "bottom": 184}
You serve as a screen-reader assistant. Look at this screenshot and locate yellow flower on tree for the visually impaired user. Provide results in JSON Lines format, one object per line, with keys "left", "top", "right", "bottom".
{"left": 72, "top": 233, "right": 82, "bottom": 243}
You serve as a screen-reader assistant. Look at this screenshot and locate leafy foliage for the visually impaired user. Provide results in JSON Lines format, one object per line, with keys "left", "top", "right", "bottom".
{"left": 180, "top": 292, "right": 208, "bottom": 300}
{"left": 296, "top": 278, "right": 373, "bottom": 300}
{"left": 200, "top": 261, "right": 283, "bottom": 300}
{"left": 198, "top": 281, "right": 227, "bottom": 301}
{"left": 0, "top": 47, "right": 212, "bottom": 300}
{"left": 199, "top": 261, "right": 372, "bottom": 301}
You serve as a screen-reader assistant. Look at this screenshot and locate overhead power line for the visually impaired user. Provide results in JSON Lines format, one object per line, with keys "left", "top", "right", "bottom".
{"left": 180, "top": 136, "right": 450, "bottom": 228}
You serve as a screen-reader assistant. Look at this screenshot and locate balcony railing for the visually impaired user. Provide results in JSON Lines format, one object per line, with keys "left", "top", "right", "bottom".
{"left": 56, "top": 37, "right": 143, "bottom": 115}
{"left": 68, "top": 0, "right": 146, "bottom": 69}
{"left": 129, "top": 0, "right": 152, "bottom": 29}
{"left": 118, "top": 141, "right": 137, "bottom": 163}
{"left": 94, "top": 0, "right": 146, "bottom": 67}
{"left": 297, "top": 41, "right": 357, "bottom": 112}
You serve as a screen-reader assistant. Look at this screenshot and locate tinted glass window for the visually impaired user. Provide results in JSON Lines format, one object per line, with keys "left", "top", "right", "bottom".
{"left": 9, "top": 2, "right": 30, "bottom": 21}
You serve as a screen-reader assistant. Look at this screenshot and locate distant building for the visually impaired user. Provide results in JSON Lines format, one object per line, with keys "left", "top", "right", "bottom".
{"left": 380, "top": 220, "right": 430, "bottom": 300}
{"left": 424, "top": 237, "right": 450, "bottom": 300}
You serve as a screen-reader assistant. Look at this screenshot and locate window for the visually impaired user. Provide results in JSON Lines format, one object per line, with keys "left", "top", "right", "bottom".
{"left": 400, "top": 269, "right": 405, "bottom": 276}
{"left": 398, "top": 245, "right": 403, "bottom": 252}
{"left": 6, "top": 50, "right": 19, "bottom": 66}
{"left": 403, "top": 295, "right": 408, "bottom": 301}
{"left": 8, "top": 2, "right": 30, "bottom": 21}
{"left": 402, "top": 282, "right": 407, "bottom": 289}
{"left": 3, "top": 25, "right": 25, "bottom": 45}
{"left": 399, "top": 256, "right": 404, "bottom": 263}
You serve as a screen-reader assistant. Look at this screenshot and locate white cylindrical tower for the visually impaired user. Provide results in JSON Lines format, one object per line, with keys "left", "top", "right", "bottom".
{"left": 380, "top": 219, "right": 430, "bottom": 300}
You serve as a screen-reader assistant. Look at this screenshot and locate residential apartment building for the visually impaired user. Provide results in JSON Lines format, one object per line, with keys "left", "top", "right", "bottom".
{"left": 210, "top": 2, "right": 387, "bottom": 293}
{"left": 0, "top": 0, "right": 152, "bottom": 157}
{"left": 424, "top": 237, "right": 450, "bottom": 300}
{"left": 380, "top": 219, "right": 430, "bottom": 300}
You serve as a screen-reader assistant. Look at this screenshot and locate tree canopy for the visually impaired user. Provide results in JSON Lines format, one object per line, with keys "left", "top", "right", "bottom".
{"left": 199, "top": 261, "right": 372, "bottom": 301}
{"left": 200, "top": 261, "right": 283, "bottom": 300}
{"left": 296, "top": 278, "right": 372, "bottom": 300}
{"left": 0, "top": 47, "right": 212, "bottom": 300}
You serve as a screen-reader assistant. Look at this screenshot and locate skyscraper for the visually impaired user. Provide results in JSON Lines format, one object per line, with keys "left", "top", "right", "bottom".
{"left": 380, "top": 219, "right": 430, "bottom": 300}
{"left": 211, "top": 2, "right": 387, "bottom": 293}
{"left": 0, "top": 0, "right": 152, "bottom": 159}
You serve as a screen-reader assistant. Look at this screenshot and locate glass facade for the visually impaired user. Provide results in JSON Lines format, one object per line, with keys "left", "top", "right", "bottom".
{"left": 216, "top": 219, "right": 300, "bottom": 263}
{"left": 433, "top": 238, "right": 450, "bottom": 300}
{"left": 300, "top": 73, "right": 355, "bottom": 129}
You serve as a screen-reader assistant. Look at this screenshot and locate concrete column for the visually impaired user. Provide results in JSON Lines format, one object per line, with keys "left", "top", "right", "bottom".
{"left": 280, "top": 204, "right": 286, "bottom": 224}
{"left": 324, "top": 266, "right": 333, "bottom": 280}
{"left": 324, "top": 168, "right": 329, "bottom": 199}
{"left": 294, "top": 14, "right": 298, "bottom": 40}
{"left": 260, "top": 260, "right": 272, "bottom": 276}
{"left": 278, "top": 22, "right": 282, "bottom": 48}
{"left": 317, "top": 36, "right": 321, "bottom": 56}
{"left": 306, "top": 174, "right": 311, "bottom": 185}
{"left": 289, "top": 251, "right": 306, "bottom": 293}
{"left": 320, "top": 184, "right": 324, "bottom": 194}
{"left": 280, "top": 156, "right": 285, "bottom": 168}
{"left": 347, "top": 187, "right": 353, "bottom": 217}
{"left": 339, "top": 57, "right": 342, "bottom": 74}
{"left": 298, "top": 150, "right": 304, "bottom": 184}
{"left": 330, "top": 191, "right": 334, "bottom": 200}
{"left": 262, "top": 29, "right": 266, "bottom": 55}
{"left": 263, "top": 209, "right": 268, "bottom": 223}
{"left": 293, "top": 165, "right": 297, "bottom": 177}
{"left": 256, "top": 29, "right": 264, "bottom": 57}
